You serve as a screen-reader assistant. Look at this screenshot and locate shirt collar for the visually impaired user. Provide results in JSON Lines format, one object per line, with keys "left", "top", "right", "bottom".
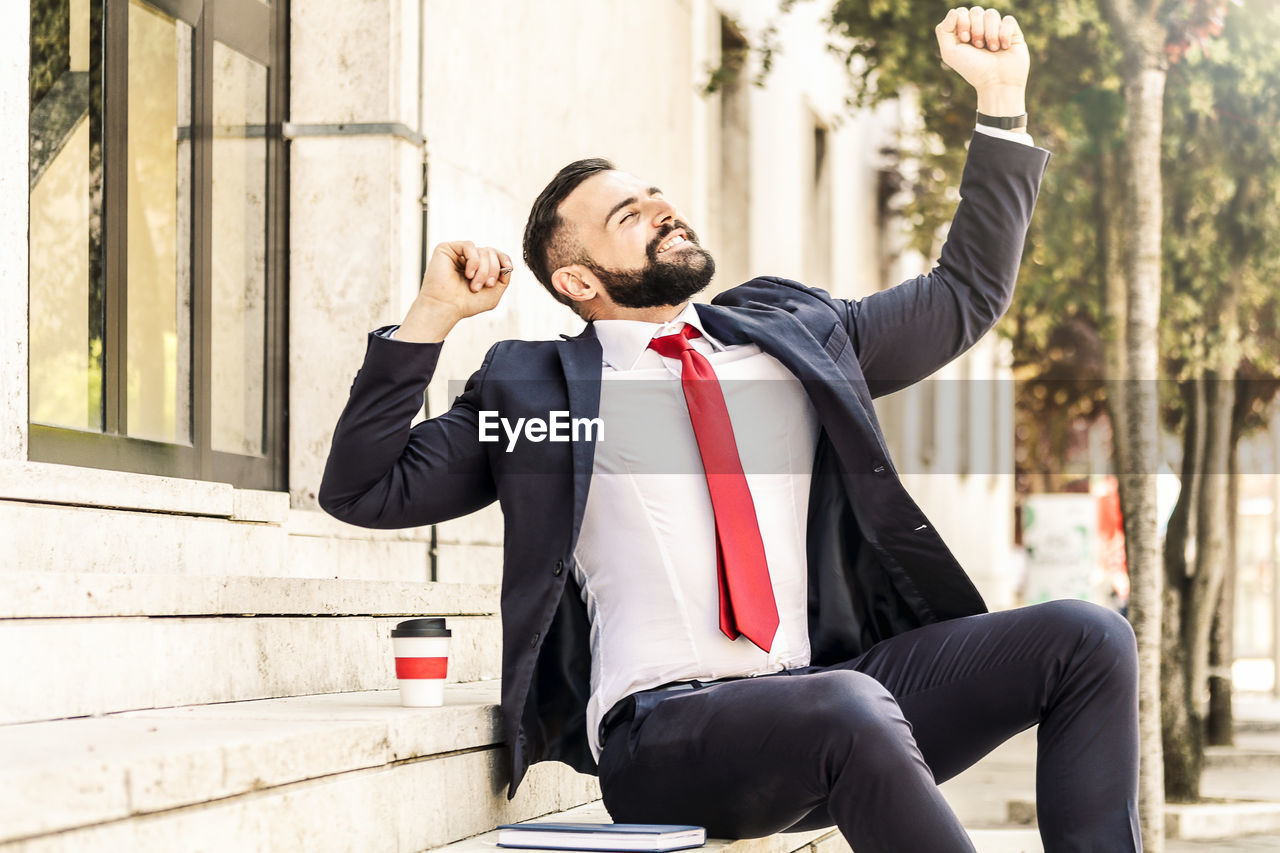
{"left": 593, "top": 302, "right": 725, "bottom": 371}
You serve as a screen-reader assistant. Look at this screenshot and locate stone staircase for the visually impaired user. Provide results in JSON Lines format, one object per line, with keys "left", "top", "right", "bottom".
{"left": 0, "top": 463, "right": 602, "bottom": 851}
{"left": 0, "top": 683, "right": 602, "bottom": 851}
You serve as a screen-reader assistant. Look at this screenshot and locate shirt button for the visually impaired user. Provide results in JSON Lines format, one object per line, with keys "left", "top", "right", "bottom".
{"left": 553, "top": 560, "right": 564, "bottom": 576}
{"left": 530, "top": 632, "right": 541, "bottom": 647}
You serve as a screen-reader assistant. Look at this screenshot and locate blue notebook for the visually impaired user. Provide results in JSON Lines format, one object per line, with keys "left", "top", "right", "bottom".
{"left": 495, "top": 822, "right": 706, "bottom": 852}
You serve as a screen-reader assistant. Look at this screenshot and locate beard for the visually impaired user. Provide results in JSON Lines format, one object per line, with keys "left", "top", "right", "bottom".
{"left": 583, "top": 222, "right": 716, "bottom": 309}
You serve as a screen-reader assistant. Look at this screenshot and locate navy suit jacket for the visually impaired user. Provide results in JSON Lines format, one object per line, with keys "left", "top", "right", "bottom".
{"left": 320, "top": 130, "right": 1051, "bottom": 799}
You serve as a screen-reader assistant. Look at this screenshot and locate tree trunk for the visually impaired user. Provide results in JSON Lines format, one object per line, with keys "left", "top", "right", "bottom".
{"left": 1115, "top": 52, "right": 1169, "bottom": 848}
{"left": 1207, "top": 440, "right": 1238, "bottom": 746}
{"left": 1084, "top": 0, "right": 1168, "bottom": 841}
{"left": 1100, "top": 146, "right": 1129, "bottom": 479}
{"left": 1191, "top": 371, "right": 1234, "bottom": 673}
{"left": 1163, "top": 380, "right": 1203, "bottom": 802}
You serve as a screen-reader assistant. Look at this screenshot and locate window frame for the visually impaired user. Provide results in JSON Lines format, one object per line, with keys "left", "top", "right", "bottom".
{"left": 27, "top": 0, "right": 289, "bottom": 491}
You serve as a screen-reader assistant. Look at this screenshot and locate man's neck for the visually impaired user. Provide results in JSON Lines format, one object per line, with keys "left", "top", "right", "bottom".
{"left": 592, "top": 301, "right": 689, "bottom": 325}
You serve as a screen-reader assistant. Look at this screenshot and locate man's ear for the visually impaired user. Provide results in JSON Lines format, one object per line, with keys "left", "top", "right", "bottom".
{"left": 552, "top": 265, "right": 600, "bottom": 306}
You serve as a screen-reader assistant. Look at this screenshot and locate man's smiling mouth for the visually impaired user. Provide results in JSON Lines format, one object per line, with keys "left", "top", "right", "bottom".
{"left": 656, "top": 232, "right": 689, "bottom": 254}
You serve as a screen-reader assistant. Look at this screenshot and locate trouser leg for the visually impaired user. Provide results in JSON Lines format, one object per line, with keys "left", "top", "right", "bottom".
{"left": 842, "top": 599, "right": 1141, "bottom": 852}
{"left": 598, "top": 668, "right": 974, "bottom": 851}
{"left": 598, "top": 600, "right": 1140, "bottom": 853}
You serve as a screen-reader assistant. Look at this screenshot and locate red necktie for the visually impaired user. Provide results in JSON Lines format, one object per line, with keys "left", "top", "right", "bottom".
{"left": 648, "top": 324, "right": 779, "bottom": 652}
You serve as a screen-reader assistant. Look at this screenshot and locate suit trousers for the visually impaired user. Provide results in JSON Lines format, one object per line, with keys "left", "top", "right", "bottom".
{"left": 596, "top": 599, "right": 1141, "bottom": 853}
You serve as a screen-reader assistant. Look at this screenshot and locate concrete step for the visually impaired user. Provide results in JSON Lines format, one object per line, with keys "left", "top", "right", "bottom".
{"left": 0, "top": 611, "right": 502, "bottom": 724}
{"left": 968, "top": 829, "right": 1045, "bottom": 853}
{"left": 0, "top": 573, "right": 501, "bottom": 724}
{"left": 435, "top": 798, "right": 1050, "bottom": 853}
{"left": 0, "top": 682, "right": 600, "bottom": 850}
{"left": 1234, "top": 694, "right": 1280, "bottom": 734}
{"left": 0, "top": 462, "right": 445, "bottom": 583}
{"left": 1206, "top": 744, "right": 1280, "bottom": 771}
{"left": 1166, "top": 801, "right": 1280, "bottom": 841}
{"left": 0, "top": 571, "right": 499, "bottom": 618}
{"left": 439, "top": 802, "right": 843, "bottom": 853}
{"left": 2, "top": 499, "right": 438, "bottom": 583}
{"left": 1006, "top": 796, "right": 1280, "bottom": 841}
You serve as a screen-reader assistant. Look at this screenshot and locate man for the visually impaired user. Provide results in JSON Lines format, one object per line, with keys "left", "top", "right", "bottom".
{"left": 320, "top": 7, "right": 1140, "bottom": 852}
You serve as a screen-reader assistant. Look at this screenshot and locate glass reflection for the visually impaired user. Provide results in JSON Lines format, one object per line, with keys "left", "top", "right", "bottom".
{"left": 211, "top": 41, "right": 268, "bottom": 456}
{"left": 29, "top": 0, "right": 104, "bottom": 431}
{"left": 125, "top": 0, "right": 192, "bottom": 444}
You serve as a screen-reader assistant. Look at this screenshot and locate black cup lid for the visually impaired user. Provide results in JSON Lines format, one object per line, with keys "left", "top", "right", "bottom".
{"left": 392, "top": 617, "right": 451, "bottom": 638}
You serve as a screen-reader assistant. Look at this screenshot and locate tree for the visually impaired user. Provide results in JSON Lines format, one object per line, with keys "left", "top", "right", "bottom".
{"left": 1158, "top": 0, "right": 1280, "bottom": 795}
{"left": 812, "top": 1, "right": 1234, "bottom": 846}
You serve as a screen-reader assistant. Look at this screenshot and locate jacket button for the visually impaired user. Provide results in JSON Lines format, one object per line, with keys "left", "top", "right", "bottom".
{"left": 553, "top": 560, "right": 564, "bottom": 576}
{"left": 530, "top": 632, "right": 540, "bottom": 647}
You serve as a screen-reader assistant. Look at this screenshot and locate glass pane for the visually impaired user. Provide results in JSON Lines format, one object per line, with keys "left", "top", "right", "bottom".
{"left": 210, "top": 41, "right": 268, "bottom": 456}
{"left": 29, "top": 0, "right": 104, "bottom": 431}
{"left": 126, "top": 0, "right": 193, "bottom": 444}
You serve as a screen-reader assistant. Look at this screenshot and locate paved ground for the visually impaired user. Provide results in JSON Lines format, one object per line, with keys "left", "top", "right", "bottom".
{"left": 939, "top": 690, "right": 1280, "bottom": 852}
{"left": 1168, "top": 837, "right": 1280, "bottom": 850}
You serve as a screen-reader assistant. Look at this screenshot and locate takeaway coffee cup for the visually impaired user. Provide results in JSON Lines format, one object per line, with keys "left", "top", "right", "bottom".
{"left": 391, "top": 618, "right": 452, "bottom": 707}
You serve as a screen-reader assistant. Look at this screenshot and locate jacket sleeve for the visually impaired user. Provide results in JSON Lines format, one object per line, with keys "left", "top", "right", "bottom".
{"left": 318, "top": 330, "right": 498, "bottom": 529}
{"left": 837, "top": 130, "right": 1051, "bottom": 397}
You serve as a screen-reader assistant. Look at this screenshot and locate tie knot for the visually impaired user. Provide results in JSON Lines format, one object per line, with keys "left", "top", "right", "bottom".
{"left": 648, "top": 324, "right": 702, "bottom": 360}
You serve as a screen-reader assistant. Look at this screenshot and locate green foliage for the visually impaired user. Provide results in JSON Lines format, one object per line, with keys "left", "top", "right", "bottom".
{"left": 702, "top": 16, "right": 783, "bottom": 96}
{"left": 821, "top": 3, "right": 1131, "bottom": 485}
{"left": 30, "top": 0, "right": 71, "bottom": 105}
{"left": 819, "top": 0, "right": 1280, "bottom": 463}
{"left": 1160, "top": 0, "right": 1280, "bottom": 423}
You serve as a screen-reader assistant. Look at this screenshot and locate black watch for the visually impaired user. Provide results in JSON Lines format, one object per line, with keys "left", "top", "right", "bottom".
{"left": 976, "top": 111, "right": 1028, "bottom": 130}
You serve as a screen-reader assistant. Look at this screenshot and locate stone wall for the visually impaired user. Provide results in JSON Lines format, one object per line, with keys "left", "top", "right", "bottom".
{"left": 0, "top": 1, "right": 29, "bottom": 462}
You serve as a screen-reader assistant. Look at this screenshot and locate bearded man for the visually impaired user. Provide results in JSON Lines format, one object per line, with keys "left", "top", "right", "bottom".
{"left": 320, "top": 8, "right": 1141, "bottom": 852}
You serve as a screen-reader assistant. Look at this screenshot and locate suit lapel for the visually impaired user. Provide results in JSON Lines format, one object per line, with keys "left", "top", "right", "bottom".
{"left": 695, "top": 300, "right": 851, "bottom": 377}
{"left": 555, "top": 326, "right": 604, "bottom": 552}
{"left": 695, "top": 301, "right": 888, "bottom": 459}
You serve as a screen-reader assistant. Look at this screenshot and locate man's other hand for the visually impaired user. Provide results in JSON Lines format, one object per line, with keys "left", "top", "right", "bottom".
{"left": 936, "top": 7, "right": 1029, "bottom": 117}
{"left": 398, "top": 241, "right": 513, "bottom": 343}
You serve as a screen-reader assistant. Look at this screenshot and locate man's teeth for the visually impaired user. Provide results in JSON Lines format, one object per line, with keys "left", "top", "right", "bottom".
{"left": 658, "top": 235, "right": 688, "bottom": 253}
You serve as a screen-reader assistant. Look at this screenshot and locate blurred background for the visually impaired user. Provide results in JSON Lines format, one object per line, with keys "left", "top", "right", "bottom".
{"left": 5, "top": 1, "right": 1280, "bottom": 851}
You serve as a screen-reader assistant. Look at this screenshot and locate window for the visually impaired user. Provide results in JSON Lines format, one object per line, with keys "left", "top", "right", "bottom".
{"left": 28, "top": 0, "right": 287, "bottom": 489}
{"left": 804, "top": 119, "right": 833, "bottom": 291}
{"left": 714, "top": 15, "right": 752, "bottom": 291}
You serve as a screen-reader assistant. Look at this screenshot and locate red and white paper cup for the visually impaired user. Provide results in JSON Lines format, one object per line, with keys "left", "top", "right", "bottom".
{"left": 391, "top": 618, "right": 451, "bottom": 707}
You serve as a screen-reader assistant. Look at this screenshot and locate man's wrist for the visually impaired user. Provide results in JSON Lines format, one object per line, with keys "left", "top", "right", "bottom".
{"left": 975, "top": 87, "right": 1027, "bottom": 119}
{"left": 396, "top": 296, "right": 464, "bottom": 343}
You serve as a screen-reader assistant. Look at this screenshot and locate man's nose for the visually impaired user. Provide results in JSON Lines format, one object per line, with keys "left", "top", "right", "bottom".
{"left": 647, "top": 196, "right": 677, "bottom": 225}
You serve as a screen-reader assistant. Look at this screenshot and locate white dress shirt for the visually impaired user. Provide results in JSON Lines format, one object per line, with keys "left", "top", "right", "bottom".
{"left": 572, "top": 303, "right": 820, "bottom": 762}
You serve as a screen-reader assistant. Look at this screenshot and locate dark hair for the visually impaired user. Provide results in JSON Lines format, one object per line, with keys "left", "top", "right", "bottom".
{"left": 522, "top": 157, "right": 615, "bottom": 312}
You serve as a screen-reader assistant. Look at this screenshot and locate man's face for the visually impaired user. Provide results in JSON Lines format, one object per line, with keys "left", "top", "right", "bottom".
{"left": 556, "top": 170, "right": 715, "bottom": 310}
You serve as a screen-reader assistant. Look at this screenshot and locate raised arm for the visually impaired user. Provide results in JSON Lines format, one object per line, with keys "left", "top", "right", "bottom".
{"left": 841, "top": 6, "right": 1049, "bottom": 396}
{"left": 842, "top": 130, "right": 1049, "bottom": 397}
{"left": 318, "top": 241, "right": 513, "bottom": 528}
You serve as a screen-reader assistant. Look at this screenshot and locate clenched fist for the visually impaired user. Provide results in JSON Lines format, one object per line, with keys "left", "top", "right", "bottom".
{"left": 398, "top": 241, "right": 513, "bottom": 343}
{"left": 936, "top": 7, "right": 1029, "bottom": 116}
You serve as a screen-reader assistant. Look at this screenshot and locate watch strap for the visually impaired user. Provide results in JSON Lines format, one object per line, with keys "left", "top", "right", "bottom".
{"left": 976, "top": 111, "right": 1028, "bottom": 129}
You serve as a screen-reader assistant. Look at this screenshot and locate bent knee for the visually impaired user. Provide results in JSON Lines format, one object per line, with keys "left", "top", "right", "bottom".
{"left": 1041, "top": 598, "right": 1133, "bottom": 640}
{"left": 1038, "top": 599, "right": 1137, "bottom": 672}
